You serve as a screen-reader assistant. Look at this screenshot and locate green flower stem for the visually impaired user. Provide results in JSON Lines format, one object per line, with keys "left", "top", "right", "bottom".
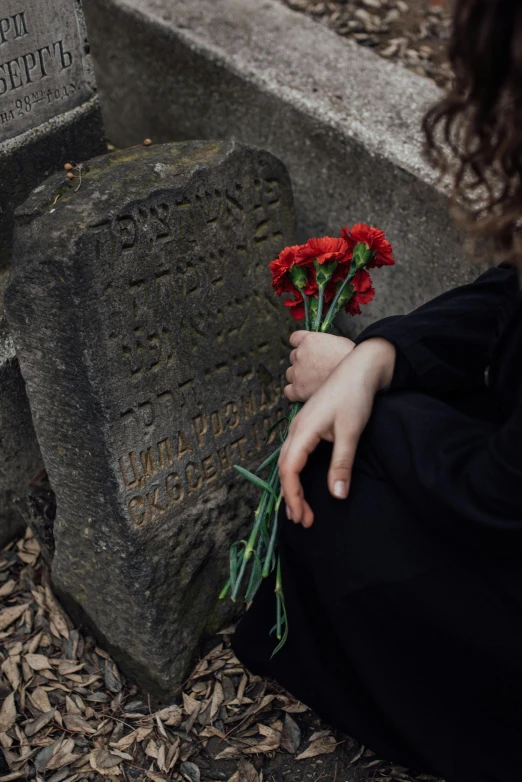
{"left": 231, "top": 463, "right": 279, "bottom": 601}
{"left": 231, "top": 491, "right": 270, "bottom": 600}
{"left": 262, "top": 491, "right": 283, "bottom": 577}
{"left": 320, "top": 269, "right": 356, "bottom": 332}
{"left": 302, "top": 292, "right": 310, "bottom": 332}
{"left": 219, "top": 577, "right": 231, "bottom": 600}
{"left": 275, "top": 555, "right": 284, "bottom": 639}
{"left": 313, "top": 286, "right": 325, "bottom": 332}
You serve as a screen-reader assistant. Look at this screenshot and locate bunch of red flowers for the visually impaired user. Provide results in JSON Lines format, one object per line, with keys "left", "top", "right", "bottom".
{"left": 269, "top": 223, "right": 394, "bottom": 330}
{"left": 222, "top": 222, "right": 394, "bottom": 654}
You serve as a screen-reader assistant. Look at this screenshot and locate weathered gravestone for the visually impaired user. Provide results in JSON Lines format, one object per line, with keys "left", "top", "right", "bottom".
{"left": 0, "top": 0, "right": 105, "bottom": 545}
{"left": 6, "top": 140, "right": 296, "bottom": 698}
{"left": 0, "top": 0, "right": 105, "bottom": 266}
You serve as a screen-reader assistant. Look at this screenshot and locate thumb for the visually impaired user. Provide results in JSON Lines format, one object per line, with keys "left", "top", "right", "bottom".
{"left": 289, "top": 330, "right": 308, "bottom": 348}
{"left": 327, "top": 429, "right": 357, "bottom": 500}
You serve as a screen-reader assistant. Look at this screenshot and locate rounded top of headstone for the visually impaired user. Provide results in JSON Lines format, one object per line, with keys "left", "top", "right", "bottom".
{"left": 9, "top": 138, "right": 294, "bottom": 286}
{"left": 16, "top": 139, "right": 282, "bottom": 223}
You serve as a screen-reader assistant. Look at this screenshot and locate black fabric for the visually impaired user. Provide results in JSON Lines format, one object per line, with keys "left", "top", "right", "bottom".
{"left": 232, "top": 263, "right": 522, "bottom": 782}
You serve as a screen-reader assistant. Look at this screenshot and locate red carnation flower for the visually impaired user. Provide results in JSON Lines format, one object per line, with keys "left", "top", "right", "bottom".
{"left": 347, "top": 269, "right": 375, "bottom": 316}
{"left": 295, "top": 236, "right": 351, "bottom": 267}
{"left": 284, "top": 290, "right": 306, "bottom": 321}
{"left": 269, "top": 245, "right": 300, "bottom": 295}
{"left": 341, "top": 223, "right": 394, "bottom": 269}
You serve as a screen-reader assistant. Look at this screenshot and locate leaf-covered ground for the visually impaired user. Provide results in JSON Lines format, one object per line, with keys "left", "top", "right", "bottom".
{"left": 0, "top": 528, "right": 443, "bottom": 782}
{"left": 279, "top": 0, "right": 453, "bottom": 89}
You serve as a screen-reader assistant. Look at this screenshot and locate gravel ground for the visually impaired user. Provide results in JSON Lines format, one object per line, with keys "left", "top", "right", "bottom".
{"left": 0, "top": 526, "right": 445, "bottom": 782}
{"left": 279, "top": 0, "right": 453, "bottom": 89}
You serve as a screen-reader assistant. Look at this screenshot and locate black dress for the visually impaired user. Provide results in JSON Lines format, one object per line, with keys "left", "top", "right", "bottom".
{"left": 231, "top": 263, "right": 522, "bottom": 782}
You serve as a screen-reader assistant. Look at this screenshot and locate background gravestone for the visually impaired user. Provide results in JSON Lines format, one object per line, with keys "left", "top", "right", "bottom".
{"left": 6, "top": 140, "right": 295, "bottom": 699}
{"left": 0, "top": 0, "right": 105, "bottom": 545}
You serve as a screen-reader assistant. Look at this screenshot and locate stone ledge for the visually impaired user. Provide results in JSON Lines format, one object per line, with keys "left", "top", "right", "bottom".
{"left": 85, "top": 0, "right": 483, "bottom": 329}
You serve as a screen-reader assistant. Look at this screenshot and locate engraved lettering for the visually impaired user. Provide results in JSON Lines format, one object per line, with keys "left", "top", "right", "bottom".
{"left": 177, "top": 431, "right": 193, "bottom": 459}
{"left": 0, "top": 18, "right": 11, "bottom": 44}
{"left": 230, "top": 435, "right": 248, "bottom": 462}
{"left": 119, "top": 456, "right": 139, "bottom": 489}
{"left": 203, "top": 454, "right": 218, "bottom": 483}
{"left": 21, "top": 52, "right": 36, "bottom": 83}
{"left": 129, "top": 496, "right": 149, "bottom": 526}
{"left": 186, "top": 462, "right": 202, "bottom": 492}
{"left": 53, "top": 39, "right": 72, "bottom": 70}
{"left": 146, "top": 486, "right": 167, "bottom": 519}
{"left": 242, "top": 391, "right": 256, "bottom": 417}
{"left": 166, "top": 472, "right": 184, "bottom": 503}
{"left": 210, "top": 410, "right": 225, "bottom": 437}
{"left": 140, "top": 447, "right": 157, "bottom": 480}
{"left": 12, "top": 12, "right": 28, "bottom": 39}
{"left": 225, "top": 401, "right": 240, "bottom": 429}
{"left": 192, "top": 413, "right": 209, "bottom": 448}
{"left": 158, "top": 438, "right": 174, "bottom": 468}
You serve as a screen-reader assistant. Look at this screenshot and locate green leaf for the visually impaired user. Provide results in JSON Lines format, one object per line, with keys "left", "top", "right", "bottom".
{"left": 256, "top": 445, "right": 282, "bottom": 473}
{"left": 264, "top": 417, "right": 288, "bottom": 445}
{"left": 219, "top": 578, "right": 231, "bottom": 600}
{"left": 270, "top": 598, "right": 289, "bottom": 657}
{"left": 245, "top": 551, "right": 264, "bottom": 604}
{"left": 234, "top": 465, "right": 277, "bottom": 497}
{"left": 229, "top": 540, "right": 246, "bottom": 595}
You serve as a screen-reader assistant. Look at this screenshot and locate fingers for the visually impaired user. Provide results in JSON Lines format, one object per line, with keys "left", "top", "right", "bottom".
{"left": 289, "top": 330, "right": 308, "bottom": 348}
{"left": 278, "top": 421, "right": 321, "bottom": 527}
{"left": 284, "top": 383, "right": 299, "bottom": 402}
{"left": 289, "top": 348, "right": 298, "bottom": 364}
{"left": 327, "top": 427, "right": 357, "bottom": 500}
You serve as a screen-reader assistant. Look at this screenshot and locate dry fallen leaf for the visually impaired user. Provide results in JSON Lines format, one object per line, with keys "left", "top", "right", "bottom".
{"left": 24, "top": 709, "right": 56, "bottom": 737}
{"left": 63, "top": 714, "right": 96, "bottom": 734}
{"left": 57, "top": 662, "right": 84, "bottom": 675}
{"left": 180, "top": 760, "right": 201, "bottom": 782}
{"left": 182, "top": 692, "right": 200, "bottom": 716}
{"left": 214, "top": 746, "right": 241, "bottom": 761}
{"left": 25, "top": 654, "right": 51, "bottom": 671}
{"left": 145, "top": 772, "right": 167, "bottom": 782}
{"left": 282, "top": 700, "right": 309, "bottom": 713}
{"left": 281, "top": 712, "right": 301, "bottom": 754}
{"left": 29, "top": 687, "right": 52, "bottom": 713}
{"left": 0, "top": 580, "right": 16, "bottom": 598}
{"left": 1, "top": 658, "right": 20, "bottom": 692}
{"left": 0, "top": 603, "right": 30, "bottom": 632}
{"left": 228, "top": 758, "right": 259, "bottom": 782}
{"left": 210, "top": 681, "right": 224, "bottom": 721}
{"left": 295, "top": 733, "right": 336, "bottom": 760}
{"left": 65, "top": 695, "right": 82, "bottom": 715}
{"left": 89, "top": 748, "right": 122, "bottom": 775}
{"left": 155, "top": 705, "right": 182, "bottom": 726}
{"left": 44, "top": 738, "right": 80, "bottom": 771}
{"left": 0, "top": 692, "right": 16, "bottom": 732}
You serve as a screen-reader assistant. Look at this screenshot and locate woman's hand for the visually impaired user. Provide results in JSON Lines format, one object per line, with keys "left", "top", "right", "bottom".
{"left": 279, "top": 338, "right": 396, "bottom": 528}
{"left": 285, "top": 331, "right": 355, "bottom": 403}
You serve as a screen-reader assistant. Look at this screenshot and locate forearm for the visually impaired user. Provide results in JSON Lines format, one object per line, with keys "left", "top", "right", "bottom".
{"left": 354, "top": 263, "right": 519, "bottom": 394}
{"left": 349, "top": 337, "right": 396, "bottom": 393}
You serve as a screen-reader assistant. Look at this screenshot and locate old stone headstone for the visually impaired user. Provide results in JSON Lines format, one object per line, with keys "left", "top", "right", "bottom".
{"left": 0, "top": 0, "right": 106, "bottom": 545}
{"left": 0, "top": 313, "right": 43, "bottom": 546}
{"left": 6, "top": 140, "right": 295, "bottom": 698}
{"left": 0, "top": 0, "right": 105, "bottom": 267}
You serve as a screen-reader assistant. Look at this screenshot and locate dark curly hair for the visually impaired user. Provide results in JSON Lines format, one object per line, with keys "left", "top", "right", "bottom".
{"left": 423, "top": 0, "right": 522, "bottom": 262}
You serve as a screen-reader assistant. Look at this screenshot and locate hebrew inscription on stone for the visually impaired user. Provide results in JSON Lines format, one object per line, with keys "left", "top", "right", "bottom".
{"left": 6, "top": 141, "right": 296, "bottom": 697}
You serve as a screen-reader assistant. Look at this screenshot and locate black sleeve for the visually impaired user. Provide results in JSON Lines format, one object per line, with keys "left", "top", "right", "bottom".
{"left": 367, "top": 390, "right": 522, "bottom": 556}
{"left": 354, "top": 263, "right": 520, "bottom": 394}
